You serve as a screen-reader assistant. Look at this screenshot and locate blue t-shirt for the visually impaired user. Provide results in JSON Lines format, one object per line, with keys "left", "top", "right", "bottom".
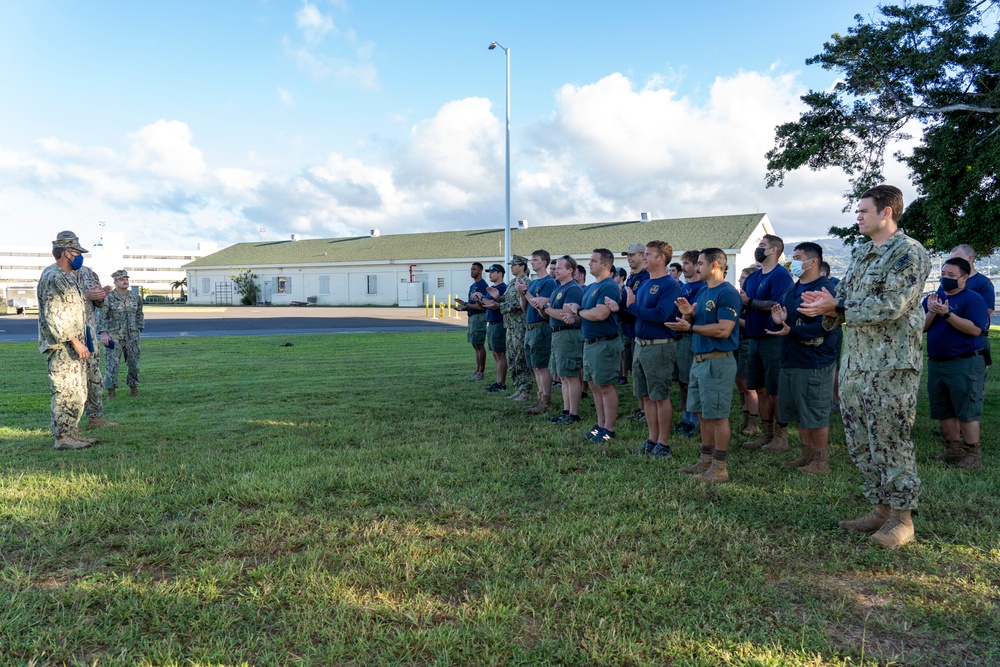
{"left": 619, "top": 269, "right": 649, "bottom": 338}
{"left": 485, "top": 282, "right": 507, "bottom": 323}
{"left": 680, "top": 279, "right": 706, "bottom": 304}
{"left": 580, "top": 277, "right": 621, "bottom": 339}
{"left": 691, "top": 282, "right": 741, "bottom": 355}
{"left": 777, "top": 276, "right": 841, "bottom": 369}
{"left": 626, "top": 274, "right": 681, "bottom": 340}
{"left": 923, "top": 288, "right": 988, "bottom": 359}
{"left": 549, "top": 280, "right": 583, "bottom": 328}
{"left": 526, "top": 275, "right": 556, "bottom": 325}
{"left": 468, "top": 279, "right": 489, "bottom": 318}
{"left": 965, "top": 272, "right": 995, "bottom": 312}
{"left": 743, "top": 265, "right": 793, "bottom": 337}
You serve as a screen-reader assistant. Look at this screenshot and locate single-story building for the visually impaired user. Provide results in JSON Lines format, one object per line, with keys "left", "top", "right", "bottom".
{"left": 182, "top": 213, "right": 776, "bottom": 306}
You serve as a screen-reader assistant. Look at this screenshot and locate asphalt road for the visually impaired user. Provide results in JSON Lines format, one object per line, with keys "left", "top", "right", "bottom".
{"left": 0, "top": 306, "right": 466, "bottom": 343}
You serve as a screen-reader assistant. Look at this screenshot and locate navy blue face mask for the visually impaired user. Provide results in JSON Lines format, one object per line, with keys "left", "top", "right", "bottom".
{"left": 70, "top": 253, "right": 84, "bottom": 270}
{"left": 940, "top": 277, "right": 959, "bottom": 292}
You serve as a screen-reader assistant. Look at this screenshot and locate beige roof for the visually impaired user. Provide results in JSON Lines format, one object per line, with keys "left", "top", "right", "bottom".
{"left": 184, "top": 214, "right": 766, "bottom": 268}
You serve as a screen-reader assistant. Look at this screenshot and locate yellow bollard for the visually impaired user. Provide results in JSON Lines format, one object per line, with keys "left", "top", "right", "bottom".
{"left": 425, "top": 294, "right": 429, "bottom": 317}
{"left": 431, "top": 295, "right": 438, "bottom": 319}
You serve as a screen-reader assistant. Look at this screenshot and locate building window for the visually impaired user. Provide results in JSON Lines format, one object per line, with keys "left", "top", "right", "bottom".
{"left": 201, "top": 278, "right": 211, "bottom": 294}
{"left": 437, "top": 277, "right": 445, "bottom": 288}
{"left": 319, "top": 276, "right": 330, "bottom": 295}
{"left": 367, "top": 275, "right": 377, "bottom": 295}
{"left": 276, "top": 276, "right": 290, "bottom": 294}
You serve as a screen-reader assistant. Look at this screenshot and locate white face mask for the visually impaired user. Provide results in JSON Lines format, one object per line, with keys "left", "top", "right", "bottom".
{"left": 790, "top": 259, "right": 805, "bottom": 278}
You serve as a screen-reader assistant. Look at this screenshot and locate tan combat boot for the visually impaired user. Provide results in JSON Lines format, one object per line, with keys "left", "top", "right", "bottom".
{"left": 799, "top": 446, "right": 830, "bottom": 475}
{"left": 839, "top": 504, "right": 890, "bottom": 533}
{"left": 742, "top": 421, "right": 773, "bottom": 449}
{"left": 678, "top": 452, "right": 713, "bottom": 474}
{"left": 86, "top": 416, "right": 119, "bottom": 428}
{"left": 512, "top": 389, "right": 531, "bottom": 402}
{"left": 129, "top": 386, "right": 139, "bottom": 397}
{"left": 70, "top": 430, "right": 98, "bottom": 445}
{"left": 761, "top": 424, "right": 789, "bottom": 453}
{"left": 956, "top": 442, "right": 982, "bottom": 469}
{"left": 870, "top": 509, "right": 915, "bottom": 548}
{"left": 742, "top": 413, "right": 761, "bottom": 436}
{"left": 54, "top": 435, "right": 92, "bottom": 450}
{"left": 523, "top": 390, "right": 542, "bottom": 412}
{"left": 526, "top": 395, "right": 552, "bottom": 416}
{"left": 782, "top": 444, "right": 813, "bottom": 468}
{"left": 107, "top": 388, "right": 116, "bottom": 401}
{"left": 692, "top": 459, "right": 729, "bottom": 483}
{"left": 932, "top": 438, "right": 964, "bottom": 463}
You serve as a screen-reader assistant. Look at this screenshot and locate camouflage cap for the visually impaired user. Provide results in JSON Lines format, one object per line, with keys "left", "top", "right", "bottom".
{"left": 52, "top": 230, "right": 89, "bottom": 253}
{"left": 111, "top": 269, "right": 129, "bottom": 280}
{"left": 511, "top": 255, "right": 529, "bottom": 266}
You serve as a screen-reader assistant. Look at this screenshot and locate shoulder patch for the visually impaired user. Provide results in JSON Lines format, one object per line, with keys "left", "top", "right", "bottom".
{"left": 893, "top": 253, "right": 914, "bottom": 271}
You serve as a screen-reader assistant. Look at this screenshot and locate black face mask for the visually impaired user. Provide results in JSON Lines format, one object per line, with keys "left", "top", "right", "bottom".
{"left": 753, "top": 247, "right": 768, "bottom": 263}
{"left": 940, "top": 277, "right": 960, "bottom": 292}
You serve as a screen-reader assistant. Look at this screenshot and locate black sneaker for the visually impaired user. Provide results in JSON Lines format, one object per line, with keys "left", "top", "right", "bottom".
{"left": 584, "top": 424, "right": 603, "bottom": 438}
{"left": 590, "top": 429, "right": 615, "bottom": 443}
{"left": 617, "top": 376, "right": 628, "bottom": 385}
{"left": 634, "top": 439, "right": 657, "bottom": 455}
{"left": 650, "top": 443, "right": 673, "bottom": 458}
{"left": 486, "top": 382, "right": 507, "bottom": 392}
{"left": 549, "top": 410, "right": 570, "bottom": 423}
{"left": 563, "top": 414, "right": 581, "bottom": 424}
{"left": 627, "top": 409, "right": 646, "bottom": 422}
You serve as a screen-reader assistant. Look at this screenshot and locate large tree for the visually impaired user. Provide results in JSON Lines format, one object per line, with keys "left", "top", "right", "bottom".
{"left": 765, "top": 0, "right": 999, "bottom": 254}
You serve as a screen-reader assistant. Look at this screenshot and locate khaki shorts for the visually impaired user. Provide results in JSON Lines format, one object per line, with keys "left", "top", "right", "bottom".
{"left": 632, "top": 340, "right": 676, "bottom": 401}
{"left": 777, "top": 364, "right": 836, "bottom": 428}
{"left": 552, "top": 329, "right": 584, "bottom": 376}
{"left": 687, "top": 353, "right": 736, "bottom": 420}
{"left": 583, "top": 337, "right": 624, "bottom": 386}
{"left": 467, "top": 313, "right": 487, "bottom": 345}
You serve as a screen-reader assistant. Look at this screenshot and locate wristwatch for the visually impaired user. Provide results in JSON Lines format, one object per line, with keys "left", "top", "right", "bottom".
{"left": 942, "top": 311, "right": 952, "bottom": 320}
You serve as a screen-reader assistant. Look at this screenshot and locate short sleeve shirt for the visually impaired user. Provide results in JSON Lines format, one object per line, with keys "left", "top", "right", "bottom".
{"left": 549, "top": 280, "right": 583, "bottom": 328}
{"left": 691, "top": 282, "right": 741, "bottom": 355}
{"left": 526, "top": 275, "right": 556, "bottom": 325}
{"left": 581, "top": 277, "right": 621, "bottom": 339}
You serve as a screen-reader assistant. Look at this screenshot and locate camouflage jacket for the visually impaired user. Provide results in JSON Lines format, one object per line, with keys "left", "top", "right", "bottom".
{"left": 76, "top": 265, "right": 106, "bottom": 331}
{"left": 824, "top": 229, "right": 930, "bottom": 372}
{"left": 500, "top": 274, "right": 531, "bottom": 321}
{"left": 98, "top": 289, "right": 145, "bottom": 338}
{"left": 36, "top": 263, "right": 86, "bottom": 354}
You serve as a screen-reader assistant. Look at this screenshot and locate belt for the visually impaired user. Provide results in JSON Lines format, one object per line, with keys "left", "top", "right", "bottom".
{"left": 551, "top": 326, "right": 579, "bottom": 332}
{"left": 929, "top": 349, "right": 983, "bottom": 362}
{"left": 584, "top": 335, "right": 619, "bottom": 345}
{"left": 526, "top": 322, "right": 550, "bottom": 330}
{"left": 694, "top": 350, "right": 732, "bottom": 362}
{"left": 636, "top": 338, "right": 675, "bottom": 347}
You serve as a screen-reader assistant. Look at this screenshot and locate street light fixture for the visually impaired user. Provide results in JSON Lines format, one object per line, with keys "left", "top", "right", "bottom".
{"left": 488, "top": 41, "right": 511, "bottom": 269}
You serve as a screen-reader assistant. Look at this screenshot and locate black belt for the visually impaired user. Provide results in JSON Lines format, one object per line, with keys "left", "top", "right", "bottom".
{"left": 551, "top": 326, "right": 579, "bottom": 332}
{"left": 584, "top": 335, "right": 618, "bottom": 345}
{"left": 929, "top": 349, "right": 983, "bottom": 362}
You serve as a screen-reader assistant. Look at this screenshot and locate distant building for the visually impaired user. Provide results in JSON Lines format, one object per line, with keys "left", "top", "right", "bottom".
{"left": 0, "top": 232, "right": 216, "bottom": 307}
{"left": 183, "top": 214, "right": 776, "bottom": 307}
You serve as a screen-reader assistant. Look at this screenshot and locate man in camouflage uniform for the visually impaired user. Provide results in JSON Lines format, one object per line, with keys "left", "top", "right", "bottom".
{"left": 800, "top": 185, "right": 931, "bottom": 549}
{"left": 98, "top": 269, "right": 145, "bottom": 398}
{"left": 76, "top": 264, "right": 117, "bottom": 427}
{"left": 499, "top": 255, "right": 533, "bottom": 401}
{"left": 37, "top": 231, "right": 97, "bottom": 450}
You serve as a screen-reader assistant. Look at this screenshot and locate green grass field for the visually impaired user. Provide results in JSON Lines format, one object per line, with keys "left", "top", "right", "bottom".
{"left": 1, "top": 331, "right": 998, "bottom": 666}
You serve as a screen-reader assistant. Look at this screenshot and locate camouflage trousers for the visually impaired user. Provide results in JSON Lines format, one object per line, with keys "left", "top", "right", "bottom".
{"left": 506, "top": 321, "right": 532, "bottom": 393}
{"left": 47, "top": 345, "right": 86, "bottom": 437}
{"left": 104, "top": 336, "right": 141, "bottom": 389}
{"left": 840, "top": 369, "right": 921, "bottom": 510}
{"left": 84, "top": 345, "right": 104, "bottom": 418}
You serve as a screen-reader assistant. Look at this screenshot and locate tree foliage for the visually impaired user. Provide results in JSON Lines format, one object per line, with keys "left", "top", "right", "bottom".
{"left": 766, "top": 0, "right": 999, "bottom": 254}
{"left": 230, "top": 269, "right": 259, "bottom": 306}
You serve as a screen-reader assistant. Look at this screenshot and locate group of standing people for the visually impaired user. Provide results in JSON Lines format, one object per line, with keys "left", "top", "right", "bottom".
{"left": 459, "top": 185, "right": 993, "bottom": 549}
{"left": 36, "top": 230, "right": 145, "bottom": 450}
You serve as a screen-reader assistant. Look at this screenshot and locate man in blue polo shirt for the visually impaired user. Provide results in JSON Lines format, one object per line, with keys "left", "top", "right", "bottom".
{"left": 674, "top": 249, "right": 706, "bottom": 437}
{"left": 609, "top": 240, "right": 680, "bottom": 457}
{"left": 542, "top": 256, "right": 585, "bottom": 423}
{"left": 455, "top": 262, "right": 489, "bottom": 381}
{"left": 924, "top": 257, "right": 989, "bottom": 469}
{"left": 741, "top": 234, "right": 794, "bottom": 451}
{"left": 950, "top": 245, "right": 994, "bottom": 370}
{"left": 568, "top": 249, "right": 624, "bottom": 443}
{"left": 667, "top": 248, "right": 741, "bottom": 482}
{"left": 520, "top": 249, "right": 557, "bottom": 415}
{"left": 767, "top": 242, "right": 841, "bottom": 474}
{"left": 480, "top": 264, "right": 508, "bottom": 393}
{"left": 619, "top": 242, "right": 649, "bottom": 393}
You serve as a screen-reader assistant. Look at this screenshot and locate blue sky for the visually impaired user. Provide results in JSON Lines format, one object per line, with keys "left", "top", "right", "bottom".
{"left": 0, "top": 0, "right": 911, "bottom": 251}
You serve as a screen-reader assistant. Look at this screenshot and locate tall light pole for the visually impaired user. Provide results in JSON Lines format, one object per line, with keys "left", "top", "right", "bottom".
{"left": 488, "top": 41, "right": 511, "bottom": 269}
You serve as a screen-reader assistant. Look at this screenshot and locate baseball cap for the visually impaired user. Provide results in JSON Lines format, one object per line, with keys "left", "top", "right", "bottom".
{"left": 487, "top": 264, "right": 505, "bottom": 274}
{"left": 622, "top": 242, "right": 645, "bottom": 256}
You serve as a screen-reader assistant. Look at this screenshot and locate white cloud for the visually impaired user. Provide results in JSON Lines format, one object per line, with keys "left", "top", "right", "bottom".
{"left": 127, "top": 120, "right": 208, "bottom": 186}
{"left": 295, "top": 2, "right": 335, "bottom": 44}
{"left": 277, "top": 87, "right": 295, "bottom": 107}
